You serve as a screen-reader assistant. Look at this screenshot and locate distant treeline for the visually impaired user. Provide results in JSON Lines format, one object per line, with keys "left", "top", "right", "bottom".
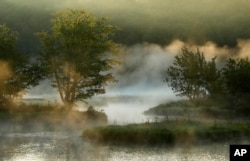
{"left": 1, "top": 0, "right": 250, "bottom": 54}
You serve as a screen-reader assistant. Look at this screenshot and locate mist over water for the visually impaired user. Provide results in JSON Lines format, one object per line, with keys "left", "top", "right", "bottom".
{"left": 7, "top": 0, "right": 249, "bottom": 125}
{"left": 24, "top": 39, "right": 250, "bottom": 124}
{"left": 1, "top": 1, "right": 250, "bottom": 160}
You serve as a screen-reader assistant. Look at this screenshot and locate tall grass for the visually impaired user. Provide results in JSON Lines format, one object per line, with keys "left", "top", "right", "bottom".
{"left": 83, "top": 120, "right": 250, "bottom": 145}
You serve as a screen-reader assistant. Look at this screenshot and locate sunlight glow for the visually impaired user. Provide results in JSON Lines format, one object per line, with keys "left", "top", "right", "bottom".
{"left": 11, "top": 153, "right": 44, "bottom": 161}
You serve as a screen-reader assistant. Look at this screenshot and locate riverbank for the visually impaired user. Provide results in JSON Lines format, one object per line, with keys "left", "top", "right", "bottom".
{"left": 143, "top": 100, "right": 239, "bottom": 120}
{"left": 83, "top": 120, "right": 250, "bottom": 146}
{"left": 145, "top": 99, "right": 250, "bottom": 120}
{"left": 0, "top": 104, "right": 108, "bottom": 132}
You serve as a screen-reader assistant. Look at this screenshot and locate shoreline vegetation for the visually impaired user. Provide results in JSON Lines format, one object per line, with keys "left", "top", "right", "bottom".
{"left": 1, "top": 7, "right": 250, "bottom": 147}
{"left": 143, "top": 100, "right": 249, "bottom": 120}
{"left": 83, "top": 99, "right": 250, "bottom": 146}
{"left": 1, "top": 98, "right": 250, "bottom": 146}
{"left": 0, "top": 103, "right": 108, "bottom": 132}
{"left": 83, "top": 120, "right": 250, "bottom": 146}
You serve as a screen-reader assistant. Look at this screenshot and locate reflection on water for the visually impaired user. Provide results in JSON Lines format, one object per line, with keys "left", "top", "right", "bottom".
{"left": 1, "top": 132, "right": 93, "bottom": 161}
{"left": 0, "top": 132, "right": 229, "bottom": 161}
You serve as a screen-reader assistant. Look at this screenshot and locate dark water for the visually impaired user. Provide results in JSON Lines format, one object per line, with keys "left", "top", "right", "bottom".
{"left": 0, "top": 131, "right": 230, "bottom": 161}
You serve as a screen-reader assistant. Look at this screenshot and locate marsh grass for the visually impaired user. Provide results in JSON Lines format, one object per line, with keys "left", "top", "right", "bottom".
{"left": 83, "top": 120, "right": 250, "bottom": 146}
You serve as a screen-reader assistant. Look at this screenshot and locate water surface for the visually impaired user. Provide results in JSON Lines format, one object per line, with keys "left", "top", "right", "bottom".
{"left": 0, "top": 131, "right": 229, "bottom": 161}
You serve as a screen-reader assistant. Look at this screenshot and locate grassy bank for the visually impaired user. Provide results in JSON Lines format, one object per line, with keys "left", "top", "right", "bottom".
{"left": 0, "top": 104, "right": 108, "bottom": 132}
{"left": 83, "top": 120, "right": 250, "bottom": 146}
{"left": 143, "top": 100, "right": 237, "bottom": 120}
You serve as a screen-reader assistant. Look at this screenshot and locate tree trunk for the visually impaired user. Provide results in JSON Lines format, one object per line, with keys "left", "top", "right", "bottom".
{"left": 63, "top": 100, "right": 74, "bottom": 110}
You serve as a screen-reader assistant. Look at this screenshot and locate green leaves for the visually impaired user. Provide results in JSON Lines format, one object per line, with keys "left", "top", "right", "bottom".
{"left": 37, "top": 9, "right": 119, "bottom": 108}
{"left": 223, "top": 58, "right": 250, "bottom": 94}
{"left": 0, "top": 24, "right": 18, "bottom": 50}
{"left": 166, "top": 46, "right": 250, "bottom": 113}
{"left": 0, "top": 24, "right": 44, "bottom": 102}
{"left": 50, "top": 10, "right": 117, "bottom": 53}
{"left": 166, "top": 47, "right": 222, "bottom": 101}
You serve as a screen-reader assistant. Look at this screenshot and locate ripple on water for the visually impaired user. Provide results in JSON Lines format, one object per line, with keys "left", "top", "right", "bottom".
{"left": 0, "top": 132, "right": 229, "bottom": 161}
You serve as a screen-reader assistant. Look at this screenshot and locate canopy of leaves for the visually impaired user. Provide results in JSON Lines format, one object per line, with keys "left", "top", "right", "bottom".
{"left": 0, "top": 24, "right": 18, "bottom": 60}
{"left": 221, "top": 58, "right": 250, "bottom": 113}
{"left": 223, "top": 58, "right": 250, "bottom": 95}
{"left": 37, "top": 9, "right": 119, "bottom": 108}
{"left": 165, "top": 47, "right": 222, "bottom": 101}
{"left": 0, "top": 24, "right": 45, "bottom": 103}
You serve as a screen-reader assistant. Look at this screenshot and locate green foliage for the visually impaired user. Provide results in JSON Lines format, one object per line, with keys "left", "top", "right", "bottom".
{"left": 0, "top": 24, "right": 44, "bottom": 105}
{"left": 37, "top": 9, "right": 119, "bottom": 109}
{"left": 144, "top": 100, "right": 193, "bottom": 116}
{"left": 165, "top": 47, "right": 222, "bottom": 102}
{"left": 0, "top": 24, "right": 18, "bottom": 56}
{"left": 144, "top": 99, "right": 236, "bottom": 120}
{"left": 223, "top": 58, "right": 250, "bottom": 95}
{"left": 83, "top": 123, "right": 175, "bottom": 145}
{"left": 222, "top": 58, "right": 250, "bottom": 112}
{"left": 83, "top": 121, "right": 250, "bottom": 145}
{"left": 165, "top": 47, "right": 250, "bottom": 115}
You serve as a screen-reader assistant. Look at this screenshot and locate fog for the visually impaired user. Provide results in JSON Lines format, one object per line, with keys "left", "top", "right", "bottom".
{"left": 25, "top": 38, "right": 250, "bottom": 99}
{"left": 2, "top": 0, "right": 250, "bottom": 126}
{"left": 1, "top": 1, "right": 250, "bottom": 160}
{"left": 3, "top": 0, "right": 248, "bottom": 101}
{"left": 22, "top": 38, "right": 250, "bottom": 124}
{"left": 100, "top": 39, "right": 250, "bottom": 96}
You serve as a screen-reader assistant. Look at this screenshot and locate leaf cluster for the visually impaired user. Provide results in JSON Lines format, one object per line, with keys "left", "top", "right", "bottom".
{"left": 0, "top": 24, "right": 45, "bottom": 103}
{"left": 166, "top": 47, "right": 250, "bottom": 113}
{"left": 223, "top": 58, "right": 250, "bottom": 94}
{"left": 166, "top": 47, "right": 222, "bottom": 101}
{"left": 36, "top": 9, "right": 119, "bottom": 107}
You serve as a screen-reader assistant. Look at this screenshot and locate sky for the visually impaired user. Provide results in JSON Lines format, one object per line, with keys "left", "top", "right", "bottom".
{"left": 2, "top": 0, "right": 250, "bottom": 100}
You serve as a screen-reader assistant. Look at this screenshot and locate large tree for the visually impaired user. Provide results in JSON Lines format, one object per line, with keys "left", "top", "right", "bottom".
{"left": 37, "top": 9, "right": 118, "bottom": 109}
{"left": 165, "top": 47, "right": 222, "bottom": 102}
{"left": 0, "top": 24, "right": 44, "bottom": 105}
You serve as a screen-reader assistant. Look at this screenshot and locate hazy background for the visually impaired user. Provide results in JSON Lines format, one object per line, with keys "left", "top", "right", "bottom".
{"left": 2, "top": 0, "right": 250, "bottom": 47}
{"left": 1, "top": 2, "right": 249, "bottom": 160}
